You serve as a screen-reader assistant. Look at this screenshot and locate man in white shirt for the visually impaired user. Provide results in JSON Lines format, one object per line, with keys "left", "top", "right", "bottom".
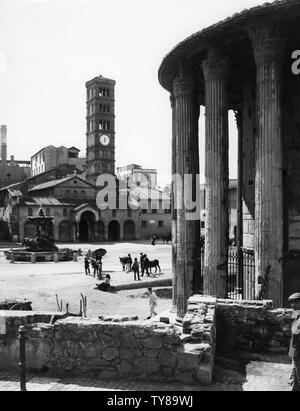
{"left": 148, "top": 287, "right": 158, "bottom": 318}
{"left": 288, "top": 293, "right": 300, "bottom": 391}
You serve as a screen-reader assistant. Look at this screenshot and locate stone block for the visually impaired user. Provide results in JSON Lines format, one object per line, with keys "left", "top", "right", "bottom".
{"left": 134, "top": 358, "right": 160, "bottom": 375}
{"left": 175, "top": 371, "right": 195, "bottom": 385}
{"left": 197, "top": 363, "right": 213, "bottom": 385}
{"left": 120, "top": 347, "right": 133, "bottom": 361}
{"left": 177, "top": 351, "right": 201, "bottom": 371}
{"left": 140, "top": 336, "right": 162, "bottom": 349}
{"left": 158, "top": 349, "right": 177, "bottom": 368}
{"left": 143, "top": 349, "right": 159, "bottom": 359}
{"left": 162, "top": 367, "right": 175, "bottom": 377}
{"left": 102, "top": 347, "right": 119, "bottom": 361}
{"left": 117, "top": 362, "right": 133, "bottom": 375}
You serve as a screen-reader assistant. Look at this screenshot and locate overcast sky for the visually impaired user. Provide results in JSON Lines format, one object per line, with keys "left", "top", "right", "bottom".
{"left": 0, "top": 0, "right": 268, "bottom": 186}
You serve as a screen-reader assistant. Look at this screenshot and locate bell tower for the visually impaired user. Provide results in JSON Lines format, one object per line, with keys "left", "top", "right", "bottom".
{"left": 86, "top": 75, "right": 116, "bottom": 184}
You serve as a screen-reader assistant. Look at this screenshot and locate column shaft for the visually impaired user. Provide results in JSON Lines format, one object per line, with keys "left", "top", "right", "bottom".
{"left": 173, "top": 75, "right": 200, "bottom": 318}
{"left": 249, "top": 26, "right": 285, "bottom": 307}
{"left": 202, "top": 55, "right": 229, "bottom": 298}
{"left": 170, "top": 94, "right": 178, "bottom": 312}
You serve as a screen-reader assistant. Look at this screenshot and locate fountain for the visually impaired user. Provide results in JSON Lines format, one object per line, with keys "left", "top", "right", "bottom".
{"left": 4, "top": 208, "right": 75, "bottom": 262}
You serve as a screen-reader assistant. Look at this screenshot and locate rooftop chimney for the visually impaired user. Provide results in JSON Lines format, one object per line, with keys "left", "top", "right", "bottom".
{"left": 0, "top": 125, "right": 7, "bottom": 171}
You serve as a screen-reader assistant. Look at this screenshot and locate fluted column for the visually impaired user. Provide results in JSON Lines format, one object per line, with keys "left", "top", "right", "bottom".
{"left": 235, "top": 109, "right": 244, "bottom": 296}
{"left": 170, "top": 94, "right": 178, "bottom": 312}
{"left": 202, "top": 52, "right": 230, "bottom": 298}
{"left": 248, "top": 25, "right": 285, "bottom": 307}
{"left": 173, "top": 75, "right": 200, "bottom": 318}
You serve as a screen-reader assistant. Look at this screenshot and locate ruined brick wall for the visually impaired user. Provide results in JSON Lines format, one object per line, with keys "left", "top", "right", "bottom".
{"left": 216, "top": 299, "right": 292, "bottom": 356}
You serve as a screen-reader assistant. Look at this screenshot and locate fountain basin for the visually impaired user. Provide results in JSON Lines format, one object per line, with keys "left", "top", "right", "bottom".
{"left": 4, "top": 248, "right": 74, "bottom": 262}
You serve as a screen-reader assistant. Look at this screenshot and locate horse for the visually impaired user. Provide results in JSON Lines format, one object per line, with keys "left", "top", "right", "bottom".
{"left": 119, "top": 256, "right": 131, "bottom": 271}
{"left": 143, "top": 259, "right": 161, "bottom": 274}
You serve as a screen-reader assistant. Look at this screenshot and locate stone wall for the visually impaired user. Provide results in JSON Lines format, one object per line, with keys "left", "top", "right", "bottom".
{"left": 23, "top": 308, "right": 216, "bottom": 385}
{"left": 216, "top": 299, "right": 293, "bottom": 356}
{"left": 0, "top": 311, "right": 66, "bottom": 371}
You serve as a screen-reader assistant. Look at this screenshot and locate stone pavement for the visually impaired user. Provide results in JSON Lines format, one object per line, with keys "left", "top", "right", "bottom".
{"left": 0, "top": 356, "right": 292, "bottom": 391}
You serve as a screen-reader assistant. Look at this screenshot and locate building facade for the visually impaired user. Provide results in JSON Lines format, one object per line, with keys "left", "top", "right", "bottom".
{"left": 0, "top": 125, "right": 31, "bottom": 189}
{"left": 117, "top": 164, "right": 158, "bottom": 189}
{"left": 31, "top": 145, "right": 86, "bottom": 177}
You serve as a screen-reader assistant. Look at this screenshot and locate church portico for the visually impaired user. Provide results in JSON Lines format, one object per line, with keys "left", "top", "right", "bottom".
{"left": 159, "top": 0, "right": 300, "bottom": 313}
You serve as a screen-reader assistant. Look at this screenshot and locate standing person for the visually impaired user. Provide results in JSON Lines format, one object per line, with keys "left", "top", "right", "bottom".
{"left": 288, "top": 293, "right": 300, "bottom": 391}
{"left": 131, "top": 258, "right": 140, "bottom": 281}
{"left": 140, "top": 253, "right": 145, "bottom": 277}
{"left": 96, "top": 259, "right": 102, "bottom": 280}
{"left": 151, "top": 235, "right": 156, "bottom": 246}
{"left": 84, "top": 257, "right": 90, "bottom": 276}
{"left": 148, "top": 288, "right": 158, "bottom": 318}
{"left": 126, "top": 254, "right": 132, "bottom": 272}
{"left": 91, "top": 259, "right": 98, "bottom": 278}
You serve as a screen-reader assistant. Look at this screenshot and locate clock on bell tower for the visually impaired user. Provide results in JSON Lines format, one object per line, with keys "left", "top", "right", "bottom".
{"left": 86, "top": 75, "right": 116, "bottom": 184}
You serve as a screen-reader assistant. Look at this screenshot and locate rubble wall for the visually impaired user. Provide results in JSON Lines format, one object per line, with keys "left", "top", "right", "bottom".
{"left": 216, "top": 299, "right": 292, "bottom": 356}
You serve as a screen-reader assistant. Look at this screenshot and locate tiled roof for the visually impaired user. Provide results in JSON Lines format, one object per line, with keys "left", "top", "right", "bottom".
{"left": 24, "top": 197, "right": 75, "bottom": 207}
{"left": 28, "top": 177, "right": 72, "bottom": 192}
{"left": 28, "top": 175, "right": 95, "bottom": 193}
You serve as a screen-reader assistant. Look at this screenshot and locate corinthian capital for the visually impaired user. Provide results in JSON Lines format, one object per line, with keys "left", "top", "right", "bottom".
{"left": 202, "top": 50, "right": 230, "bottom": 82}
{"left": 173, "top": 75, "right": 195, "bottom": 97}
{"left": 247, "top": 23, "right": 286, "bottom": 65}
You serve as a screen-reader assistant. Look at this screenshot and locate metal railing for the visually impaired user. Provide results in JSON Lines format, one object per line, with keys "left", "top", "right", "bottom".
{"left": 199, "top": 247, "right": 255, "bottom": 300}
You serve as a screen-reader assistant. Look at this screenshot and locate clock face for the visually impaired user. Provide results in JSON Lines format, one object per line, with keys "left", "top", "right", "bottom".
{"left": 100, "top": 134, "right": 110, "bottom": 146}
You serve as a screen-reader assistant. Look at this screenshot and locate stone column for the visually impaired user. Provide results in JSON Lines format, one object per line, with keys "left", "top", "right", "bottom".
{"left": 173, "top": 75, "right": 200, "bottom": 319}
{"left": 202, "top": 52, "right": 230, "bottom": 298}
{"left": 170, "top": 94, "right": 178, "bottom": 312}
{"left": 248, "top": 25, "right": 285, "bottom": 307}
{"left": 235, "top": 109, "right": 244, "bottom": 296}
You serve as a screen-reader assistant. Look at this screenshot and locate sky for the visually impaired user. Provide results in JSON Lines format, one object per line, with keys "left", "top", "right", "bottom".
{"left": 0, "top": 0, "right": 268, "bottom": 187}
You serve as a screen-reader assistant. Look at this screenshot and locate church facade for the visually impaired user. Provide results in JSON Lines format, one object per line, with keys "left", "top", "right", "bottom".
{"left": 0, "top": 75, "right": 172, "bottom": 243}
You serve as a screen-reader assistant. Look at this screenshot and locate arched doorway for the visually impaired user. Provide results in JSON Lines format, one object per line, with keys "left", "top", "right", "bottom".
{"left": 79, "top": 211, "right": 96, "bottom": 242}
{"left": 96, "top": 220, "right": 105, "bottom": 242}
{"left": 59, "top": 220, "right": 72, "bottom": 242}
{"left": 108, "top": 220, "right": 120, "bottom": 242}
{"left": 123, "top": 220, "right": 135, "bottom": 240}
{"left": 24, "top": 221, "right": 36, "bottom": 239}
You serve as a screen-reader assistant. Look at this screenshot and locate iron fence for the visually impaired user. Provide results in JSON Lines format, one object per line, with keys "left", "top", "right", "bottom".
{"left": 199, "top": 247, "right": 255, "bottom": 300}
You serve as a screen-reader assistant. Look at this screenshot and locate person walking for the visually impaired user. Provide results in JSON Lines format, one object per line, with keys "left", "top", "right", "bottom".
{"left": 148, "top": 288, "right": 158, "bottom": 318}
{"left": 131, "top": 258, "right": 140, "bottom": 281}
{"left": 84, "top": 257, "right": 90, "bottom": 276}
{"left": 288, "top": 293, "right": 300, "bottom": 391}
